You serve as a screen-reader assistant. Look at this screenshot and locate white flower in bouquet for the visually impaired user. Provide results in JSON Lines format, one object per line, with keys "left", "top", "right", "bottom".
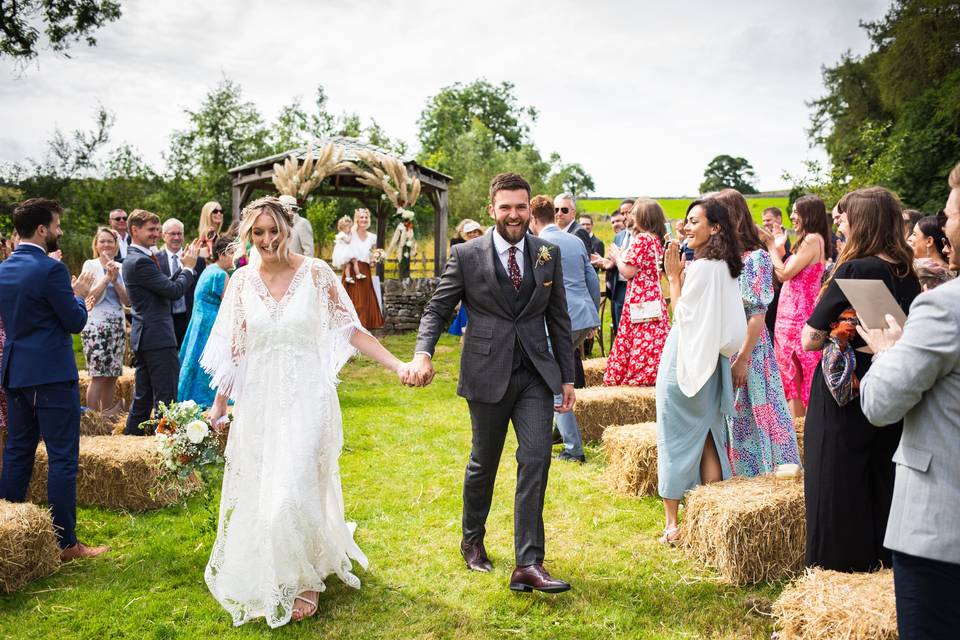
{"left": 185, "top": 419, "right": 209, "bottom": 444}
{"left": 180, "top": 400, "right": 198, "bottom": 412}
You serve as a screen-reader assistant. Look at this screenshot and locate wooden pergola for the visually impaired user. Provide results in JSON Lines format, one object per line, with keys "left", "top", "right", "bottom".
{"left": 228, "top": 136, "right": 453, "bottom": 276}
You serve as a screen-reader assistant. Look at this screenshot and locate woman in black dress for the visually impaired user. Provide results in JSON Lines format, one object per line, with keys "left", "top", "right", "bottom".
{"left": 800, "top": 187, "right": 920, "bottom": 572}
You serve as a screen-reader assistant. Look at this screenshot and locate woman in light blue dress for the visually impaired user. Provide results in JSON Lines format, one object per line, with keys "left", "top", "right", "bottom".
{"left": 178, "top": 237, "right": 234, "bottom": 407}
{"left": 657, "top": 199, "right": 746, "bottom": 543}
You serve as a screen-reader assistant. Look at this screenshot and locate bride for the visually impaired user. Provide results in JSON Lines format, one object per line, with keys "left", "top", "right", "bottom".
{"left": 202, "top": 196, "right": 406, "bottom": 627}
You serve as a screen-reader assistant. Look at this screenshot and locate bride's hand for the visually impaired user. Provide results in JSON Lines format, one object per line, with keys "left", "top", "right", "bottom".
{"left": 206, "top": 398, "right": 228, "bottom": 431}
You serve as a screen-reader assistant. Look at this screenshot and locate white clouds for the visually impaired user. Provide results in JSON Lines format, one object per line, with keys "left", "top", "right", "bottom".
{"left": 0, "top": 0, "right": 889, "bottom": 195}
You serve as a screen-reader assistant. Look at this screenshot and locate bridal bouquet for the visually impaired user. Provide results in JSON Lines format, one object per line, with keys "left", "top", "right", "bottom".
{"left": 145, "top": 400, "right": 229, "bottom": 480}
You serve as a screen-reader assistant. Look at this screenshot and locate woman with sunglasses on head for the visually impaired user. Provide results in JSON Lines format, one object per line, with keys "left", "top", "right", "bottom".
{"left": 801, "top": 187, "right": 920, "bottom": 573}
{"left": 656, "top": 198, "right": 746, "bottom": 544}
{"left": 198, "top": 201, "right": 225, "bottom": 259}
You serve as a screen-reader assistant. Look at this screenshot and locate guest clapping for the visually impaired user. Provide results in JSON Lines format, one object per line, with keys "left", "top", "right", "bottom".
{"left": 656, "top": 199, "right": 745, "bottom": 544}
{"left": 601, "top": 199, "right": 670, "bottom": 387}
{"left": 178, "top": 237, "right": 234, "bottom": 407}
{"left": 858, "top": 163, "right": 960, "bottom": 640}
{"left": 198, "top": 201, "right": 225, "bottom": 259}
{"left": 80, "top": 228, "right": 130, "bottom": 412}
{"left": 159, "top": 218, "right": 205, "bottom": 349}
{"left": 800, "top": 187, "right": 920, "bottom": 573}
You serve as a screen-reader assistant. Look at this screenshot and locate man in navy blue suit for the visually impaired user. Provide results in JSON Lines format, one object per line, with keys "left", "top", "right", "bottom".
{"left": 0, "top": 198, "right": 110, "bottom": 561}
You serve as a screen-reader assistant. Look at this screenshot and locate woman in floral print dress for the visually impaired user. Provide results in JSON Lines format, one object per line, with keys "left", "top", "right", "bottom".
{"left": 715, "top": 189, "right": 799, "bottom": 475}
{"left": 602, "top": 199, "right": 670, "bottom": 386}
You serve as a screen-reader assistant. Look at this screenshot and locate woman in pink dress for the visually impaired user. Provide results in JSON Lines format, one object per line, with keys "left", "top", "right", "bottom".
{"left": 602, "top": 199, "right": 670, "bottom": 386}
{"left": 762, "top": 195, "right": 831, "bottom": 418}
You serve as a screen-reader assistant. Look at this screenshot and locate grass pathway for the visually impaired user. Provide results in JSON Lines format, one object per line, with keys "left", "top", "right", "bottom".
{"left": 1, "top": 334, "right": 781, "bottom": 639}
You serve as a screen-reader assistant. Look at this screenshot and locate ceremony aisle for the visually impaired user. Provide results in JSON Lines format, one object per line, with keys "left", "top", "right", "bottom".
{"left": 0, "top": 334, "right": 779, "bottom": 639}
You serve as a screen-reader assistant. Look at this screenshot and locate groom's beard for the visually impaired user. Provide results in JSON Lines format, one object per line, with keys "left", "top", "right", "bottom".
{"left": 45, "top": 235, "right": 60, "bottom": 252}
{"left": 496, "top": 218, "right": 529, "bottom": 244}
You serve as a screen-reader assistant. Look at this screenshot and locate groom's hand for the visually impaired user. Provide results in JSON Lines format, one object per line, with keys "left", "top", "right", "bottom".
{"left": 555, "top": 384, "right": 576, "bottom": 413}
{"left": 409, "top": 353, "right": 435, "bottom": 387}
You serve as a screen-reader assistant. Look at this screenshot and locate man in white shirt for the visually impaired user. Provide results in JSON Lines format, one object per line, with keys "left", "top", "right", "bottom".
{"left": 109, "top": 209, "right": 131, "bottom": 262}
{"left": 158, "top": 218, "right": 204, "bottom": 348}
{"left": 278, "top": 195, "right": 315, "bottom": 257}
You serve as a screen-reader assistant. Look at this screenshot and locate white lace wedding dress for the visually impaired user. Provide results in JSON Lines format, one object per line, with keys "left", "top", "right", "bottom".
{"left": 200, "top": 257, "right": 369, "bottom": 628}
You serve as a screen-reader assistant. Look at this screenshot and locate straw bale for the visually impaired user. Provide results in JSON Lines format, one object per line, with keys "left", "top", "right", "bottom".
{"left": 574, "top": 386, "right": 657, "bottom": 442}
{"left": 794, "top": 417, "right": 805, "bottom": 463}
{"left": 680, "top": 474, "right": 805, "bottom": 585}
{"left": 78, "top": 367, "right": 136, "bottom": 409}
{"left": 601, "top": 422, "right": 658, "bottom": 496}
{"left": 27, "top": 436, "right": 200, "bottom": 511}
{"left": 80, "top": 410, "right": 128, "bottom": 436}
{"left": 0, "top": 500, "right": 61, "bottom": 593}
{"left": 773, "top": 568, "right": 897, "bottom": 639}
{"left": 582, "top": 357, "right": 607, "bottom": 387}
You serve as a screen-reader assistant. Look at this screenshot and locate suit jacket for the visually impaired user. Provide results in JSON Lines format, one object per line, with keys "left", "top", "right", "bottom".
{"left": 287, "top": 214, "right": 315, "bottom": 257}
{"left": 157, "top": 248, "right": 205, "bottom": 319}
{"left": 861, "top": 277, "right": 960, "bottom": 564}
{"left": 0, "top": 244, "right": 87, "bottom": 388}
{"left": 123, "top": 246, "right": 195, "bottom": 352}
{"left": 538, "top": 224, "right": 600, "bottom": 331}
{"left": 415, "top": 231, "right": 575, "bottom": 403}
{"left": 565, "top": 220, "right": 592, "bottom": 253}
{"left": 605, "top": 229, "right": 630, "bottom": 298}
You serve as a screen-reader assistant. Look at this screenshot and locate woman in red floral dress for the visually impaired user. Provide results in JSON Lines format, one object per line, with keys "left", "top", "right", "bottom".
{"left": 602, "top": 199, "right": 671, "bottom": 386}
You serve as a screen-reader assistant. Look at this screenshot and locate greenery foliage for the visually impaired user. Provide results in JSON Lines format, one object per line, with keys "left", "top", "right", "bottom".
{"left": 699, "top": 155, "right": 759, "bottom": 194}
{"left": 801, "top": 0, "right": 960, "bottom": 211}
{"left": 0, "top": 0, "right": 121, "bottom": 61}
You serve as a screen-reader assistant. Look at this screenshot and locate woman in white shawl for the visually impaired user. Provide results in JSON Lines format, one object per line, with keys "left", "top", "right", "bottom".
{"left": 656, "top": 199, "right": 746, "bottom": 543}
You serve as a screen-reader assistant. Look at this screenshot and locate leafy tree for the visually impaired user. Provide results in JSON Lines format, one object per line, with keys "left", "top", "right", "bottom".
{"left": 1, "top": 0, "right": 121, "bottom": 62}
{"left": 699, "top": 155, "right": 758, "bottom": 194}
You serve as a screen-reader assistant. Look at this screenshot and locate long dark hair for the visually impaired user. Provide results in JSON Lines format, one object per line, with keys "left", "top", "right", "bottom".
{"left": 916, "top": 213, "right": 948, "bottom": 260}
{"left": 687, "top": 198, "right": 743, "bottom": 278}
{"left": 793, "top": 195, "right": 831, "bottom": 256}
{"left": 715, "top": 188, "right": 763, "bottom": 252}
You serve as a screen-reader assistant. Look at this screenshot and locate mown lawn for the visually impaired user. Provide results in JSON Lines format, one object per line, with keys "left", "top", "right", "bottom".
{"left": 580, "top": 197, "right": 791, "bottom": 232}
{"left": 1, "top": 334, "right": 782, "bottom": 639}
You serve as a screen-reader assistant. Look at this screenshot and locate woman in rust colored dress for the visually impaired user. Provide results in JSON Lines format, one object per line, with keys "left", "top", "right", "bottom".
{"left": 342, "top": 208, "right": 384, "bottom": 329}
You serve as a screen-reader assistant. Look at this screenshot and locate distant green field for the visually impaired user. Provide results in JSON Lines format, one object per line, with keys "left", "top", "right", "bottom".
{"left": 579, "top": 197, "right": 791, "bottom": 227}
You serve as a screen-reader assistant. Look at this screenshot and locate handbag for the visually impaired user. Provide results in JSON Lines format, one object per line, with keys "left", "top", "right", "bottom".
{"left": 821, "top": 309, "right": 860, "bottom": 406}
{"left": 630, "top": 300, "right": 661, "bottom": 323}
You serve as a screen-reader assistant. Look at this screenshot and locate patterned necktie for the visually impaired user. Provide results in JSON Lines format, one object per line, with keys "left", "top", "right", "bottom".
{"left": 508, "top": 246, "right": 522, "bottom": 291}
{"left": 171, "top": 253, "right": 187, "bottom": 314}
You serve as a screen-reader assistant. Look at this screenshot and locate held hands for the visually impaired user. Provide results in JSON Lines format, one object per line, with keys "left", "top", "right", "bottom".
{"left": 398, "top": 353, "right": 435, "bottom": 387}
{"left": 72, "top": 271, "right": 95, "bottom": 299}
{"left": 555, "top": 384, "right": 576, "bottom": 413}
{"left": 663, "top": 241, "right": 685, "bottom": 281}
{"left": 181, "top": 239, "right": 202, "bottom": 270}
{"left": 855, "top": 313, "right": 904, "bottom": 355}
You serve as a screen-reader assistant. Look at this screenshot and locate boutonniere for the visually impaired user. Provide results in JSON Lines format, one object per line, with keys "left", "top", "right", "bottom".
{"left": 536, "top": 246, "right": 553, "bottom": 268}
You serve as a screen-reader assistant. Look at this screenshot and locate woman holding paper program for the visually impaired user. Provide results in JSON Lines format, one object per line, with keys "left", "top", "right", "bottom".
{"left": 799, "top": 186, "right": 920, "bottom": 573}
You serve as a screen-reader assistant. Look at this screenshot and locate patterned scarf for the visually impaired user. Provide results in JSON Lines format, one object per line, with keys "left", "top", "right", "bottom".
{"left": 822, "top": 309, "right": 860, "bottom": 406}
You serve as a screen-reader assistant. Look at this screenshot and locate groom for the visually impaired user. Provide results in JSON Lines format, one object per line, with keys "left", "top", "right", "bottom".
{"left": 406, "top": 172, "right": 576, "bottom": 593}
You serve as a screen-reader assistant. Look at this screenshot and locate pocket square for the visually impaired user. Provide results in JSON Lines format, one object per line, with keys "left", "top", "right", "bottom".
{"left": 543, "top": 280, "right": 553, "bottom": 287}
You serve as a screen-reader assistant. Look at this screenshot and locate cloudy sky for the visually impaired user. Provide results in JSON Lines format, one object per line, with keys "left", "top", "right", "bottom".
{"left": 1, "top": 0, "right": 889, "bottom": 196}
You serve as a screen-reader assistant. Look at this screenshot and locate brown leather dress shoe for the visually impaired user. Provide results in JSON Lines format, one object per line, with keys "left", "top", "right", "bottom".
{"left": 460, "top": 540, "right": 493, "bottom": 572}
{"left": 509, "top": 564, "right": 571, "bottom": 593}
{"left": 60, "top": 541, "right": 111, "bottom": 562}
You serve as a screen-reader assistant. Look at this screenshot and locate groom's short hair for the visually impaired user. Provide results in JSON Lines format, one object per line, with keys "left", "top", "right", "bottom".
{"left": 13, "top": 198, "right": 62, "bottom": 238}
{"left": 489, "top": 172, "right": 530, "bottom": 202}
{"left": 128, "top": 209, "right": 160, "bottom": 229}
{"left": 530, "top": 195, "right": 555, "bottom": 225}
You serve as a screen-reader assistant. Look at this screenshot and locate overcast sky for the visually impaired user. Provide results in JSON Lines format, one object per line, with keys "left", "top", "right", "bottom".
{"left": 0, "top": 0, "right": 890, "bottom": 197}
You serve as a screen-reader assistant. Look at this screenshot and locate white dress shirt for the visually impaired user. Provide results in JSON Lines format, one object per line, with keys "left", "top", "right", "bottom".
{"left": 492, "top": 228, "right": 525, "bottom": 278}
{"left": 116, "top": 232, "right": 130, "bottom": 259}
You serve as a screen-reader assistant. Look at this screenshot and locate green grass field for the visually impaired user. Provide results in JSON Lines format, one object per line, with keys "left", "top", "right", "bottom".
{"left": 580, "top": 197, "right": 790, "bottom": 230}
{"left": 0, "top": 334, "right": 783, "bottom": 639}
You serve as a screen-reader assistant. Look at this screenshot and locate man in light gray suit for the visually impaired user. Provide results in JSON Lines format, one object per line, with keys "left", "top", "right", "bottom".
{"left": 859, "top": 161, "right": 960, "bottom": 640}
{"left": 405, "top": 173, "right": 576, "bottom": 593}
{"left": 529, "top": 195, "right": 600, "bottom": 463}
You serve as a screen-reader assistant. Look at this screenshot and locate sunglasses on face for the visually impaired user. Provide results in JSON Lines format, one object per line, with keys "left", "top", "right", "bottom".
{"left": 211, "top": 208, "right": 223, "bottom": 214}
{"left": 554, "top": 207, "right": 571, "bottom": 214}
{"left": 111, "top": 216, "right": 127, "bottom": 222}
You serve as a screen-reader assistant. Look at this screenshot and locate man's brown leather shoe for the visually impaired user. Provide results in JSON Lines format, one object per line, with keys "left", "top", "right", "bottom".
{"left": 509, "top": 564, "right": 571, "bottom": 593}
{"left": 60, "top": 541, "right": 110, "bottom": 562}
{"left": 460, "top": 540, "right": 493, "bottom": 572}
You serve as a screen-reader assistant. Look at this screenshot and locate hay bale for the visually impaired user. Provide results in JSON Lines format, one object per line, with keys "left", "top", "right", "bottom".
{"left": 794, "top": 417, "right": 805, "bottom": 463}
{"left": 680, "top": 474, "right": 805, "bottom": 585}
{"left": 773, "top": 568, "right": 897, "bottom": 639}
{"left": 0, "top": 500, "right": 61, "bottom": 593}
{"left": 601, "top": 422, "right": 658, "bottom": 496}
{"left": 28, "top": 436, "right": 200, "bottom": 511}
{"left": 80, "top": 410, "right": 128, "bottom": 436}
{"left": 77, "top": 367, "right": 136, "bottom": 409}
{"left": 574, "top": 386, "right": 657, "bottom": 442}
{"left": 582, "top": 357, "right": 607, "bottom": 387}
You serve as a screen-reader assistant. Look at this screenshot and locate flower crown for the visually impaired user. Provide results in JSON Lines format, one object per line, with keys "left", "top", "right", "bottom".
{"left": 240, "top": 196, "right": 295, "bottom": 226}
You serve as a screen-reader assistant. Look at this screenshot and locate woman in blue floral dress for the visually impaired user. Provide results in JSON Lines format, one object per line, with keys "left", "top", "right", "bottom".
{"left": 178, "top": 237, "right": 234, "bottom": 407}
{"left": 716, "top": 190, "right": 800, "bottom": 476}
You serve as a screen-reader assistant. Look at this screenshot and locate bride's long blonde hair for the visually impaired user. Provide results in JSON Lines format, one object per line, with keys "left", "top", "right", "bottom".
{"left": 232, "top": 196, "right": 296, "bottom": 265}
